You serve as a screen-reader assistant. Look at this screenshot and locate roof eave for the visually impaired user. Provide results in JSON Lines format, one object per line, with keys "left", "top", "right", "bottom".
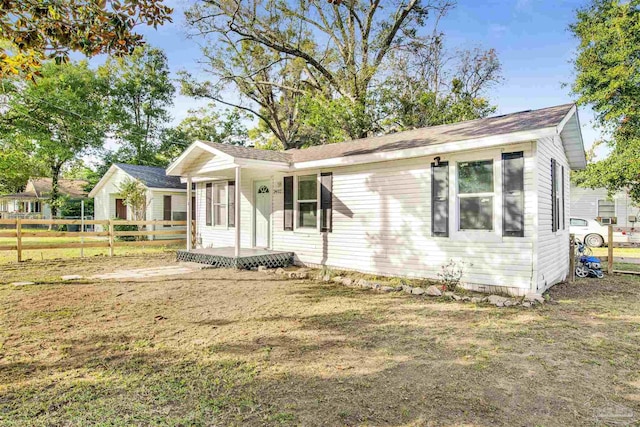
{"left": 557, "top": 106, "right": 587, "bottom": 170}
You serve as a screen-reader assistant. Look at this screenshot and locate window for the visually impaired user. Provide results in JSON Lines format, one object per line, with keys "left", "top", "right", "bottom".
{"left": 297, "top": 174, "right": 318, "bottom": 228}
{"left": 570, "top": 218, "right": 588, "bottom": 227}
{"left": 212, "top": 183, "right": 226, "bottom": 226}
{"left": 598, "top": 200, "right": 615, "bottom": 220}
{"left": 172, "top": 211, "right": 187, "bottom": 221}
{"left": 458, "top": 160, "right": 494, "bottom": 230}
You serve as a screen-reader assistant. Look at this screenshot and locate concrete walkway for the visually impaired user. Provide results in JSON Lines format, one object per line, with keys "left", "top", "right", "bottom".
{"left": 90, "top": 265, "right": 195, "bottom": 281}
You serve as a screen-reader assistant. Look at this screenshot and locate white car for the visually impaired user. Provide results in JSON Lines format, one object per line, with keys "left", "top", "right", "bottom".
{"left": 569, "top": 217, "right": 629, "bottom": 247}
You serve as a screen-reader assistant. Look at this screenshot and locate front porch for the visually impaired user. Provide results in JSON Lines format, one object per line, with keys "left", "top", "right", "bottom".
{"left": 177, "top": 247, "right": 293, "bottom": 269}
{"left": 167, "top": 141, "right": 293, "bottom": 267}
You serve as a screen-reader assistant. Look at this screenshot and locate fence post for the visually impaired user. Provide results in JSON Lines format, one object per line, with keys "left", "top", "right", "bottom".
{"left": 109, "top": 219, "right": 115, "bottom": 257}
{"left": 16, "top": 218, "right": 22, "bottom": 262}
{"left": 608, "top": 224, "right": 613, "bottom": 274}
{"left": 191, "top": 219, "right": 196, "bottom": 249}
{"left": 569, "top": 233, "right": 575, "bottom": 282}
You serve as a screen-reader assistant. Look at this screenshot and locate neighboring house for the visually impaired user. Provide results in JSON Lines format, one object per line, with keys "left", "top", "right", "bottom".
{"left": 0, "top": 178, "right": 88, "bottom": 218}
{"left": 89, "top": 164, "right": 190, "bottom": 237}
{"left": 570, "top": 184, "right": 640, "bottom": 227}
{"left": 167, "top": 104, "right": 586, "bottom": 296}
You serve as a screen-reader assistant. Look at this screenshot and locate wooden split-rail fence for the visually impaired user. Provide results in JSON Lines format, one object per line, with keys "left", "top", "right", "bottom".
{"left": 0, "top": 218, "right": 195, "bottom": 262}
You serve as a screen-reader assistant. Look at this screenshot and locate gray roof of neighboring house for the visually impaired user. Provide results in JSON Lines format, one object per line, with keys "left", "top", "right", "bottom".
{"left": 196, "top": 104, "right": 576, "bottom": 164}
{"left": 116, "top": 163, "right": 186, "bottom": 190}
{"left": 0, "top": 178, "right": 88, "bottom": 199}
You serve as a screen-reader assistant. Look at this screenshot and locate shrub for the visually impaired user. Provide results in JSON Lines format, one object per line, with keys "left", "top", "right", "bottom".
{"left": 113, "top": 223, "right": 139, "bottom": 241}
{"left": 438, "top": 259, "right": 468, "bottom": 292}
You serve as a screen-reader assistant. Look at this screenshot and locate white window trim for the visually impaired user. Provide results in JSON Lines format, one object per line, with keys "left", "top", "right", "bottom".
{"left": 596, "top": 198, "right": 616, "bottom": 219}
{"left": 293, "top": 173, "right": 321, "bottom": 233}
{"left": 455, "top": 158, "right": 499, "bottom": 234}
{"left": 449, "top": 149, "right": 505, "bottom": 242}
{"left": 210, "top": 181, "right": 229, "bottom": 229}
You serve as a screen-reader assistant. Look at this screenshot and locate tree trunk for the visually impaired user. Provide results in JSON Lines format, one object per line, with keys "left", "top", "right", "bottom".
{"left": 50, "top": 163, "right": 62, "bottom": 219}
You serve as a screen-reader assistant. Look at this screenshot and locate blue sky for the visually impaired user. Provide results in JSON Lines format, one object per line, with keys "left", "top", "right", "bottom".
{"left": 132, "top": 0, "right": 601, "bottom": 154}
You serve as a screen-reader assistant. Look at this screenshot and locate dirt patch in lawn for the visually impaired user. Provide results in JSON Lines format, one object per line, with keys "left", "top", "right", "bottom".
{"left": 0, "top": 258, "right": 639, "bottom": 426}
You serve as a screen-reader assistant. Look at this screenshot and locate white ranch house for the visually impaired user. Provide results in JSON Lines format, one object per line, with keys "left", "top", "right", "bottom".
{"left": 168, "top": 104, "right": 586, "bottom": 296}
{"left": 90, "top": 164, "right": 190, "bottom": 235}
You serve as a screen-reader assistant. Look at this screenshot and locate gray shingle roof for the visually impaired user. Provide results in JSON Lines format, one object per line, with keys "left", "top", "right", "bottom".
{"left": 200, "top": 141, "right": 292, "bottom": 163}
{"left": 286, "top": 104, "right": 575, "bottom": 163}
{"left": 116, "top": 164, "right": 186, "bottom": 190}
{"left": 192, "top": 104, "right": 575, "bottom": 165}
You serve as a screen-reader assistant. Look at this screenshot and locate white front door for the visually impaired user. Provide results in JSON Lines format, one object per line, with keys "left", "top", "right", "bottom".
{"left": 254, "top": 180, "right": 271, "bottom": 248}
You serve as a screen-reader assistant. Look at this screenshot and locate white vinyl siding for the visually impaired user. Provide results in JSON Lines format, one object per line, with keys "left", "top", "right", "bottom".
{"left": 271, "top": 143, "right": 536, "bottom": 295}
{"left": 570, "top": 184, "right": 640, "bottom": 226}
{"left": 92, "top": 167, "right": 186, "bottom": 238}
{"left": 535, "top": 135, "right": 570, "bottom": 292}
{"left": 188, "top": 139, "right": 572, "bottom": 296}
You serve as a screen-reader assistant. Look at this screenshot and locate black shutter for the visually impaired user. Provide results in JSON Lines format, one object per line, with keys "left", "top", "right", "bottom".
{"left": 206, "top": 183, "right": 212, "bottom": 226}
{"left": 163, "top": 195, "right": 172, "bottom": 223}
{"left": 502, "top": 152, "right": 524, "bottom": 237}
{"left": 551, "top": 159, "right": 557, "bottom": 232}
{"left": 283, "top": 176, "right": 293, "bottom": 231}
{"left": 228, "top": 181, "right": 235, "bottom": 227}
{"left": 431, "top": 161, "right": 449, "bottom": 237}
{"left": 561, "top": 165, "right": 565, "bottom": 230}
{"left": 320, "top": 172, "right": 333, "bottom": 232}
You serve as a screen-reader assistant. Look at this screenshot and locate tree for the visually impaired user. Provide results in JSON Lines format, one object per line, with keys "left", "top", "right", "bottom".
{"left": 0, "top": 0, "right": 173, "bottom": 79}
{"left": 183, "top": 0, "right": 455, "bottom": 146}
{"left": 117, "top": 177, "right": 148, "bottom": 240}
{"left": 159, "top": 105, "right": 248, "bottom": 161}
{"left": 118, "top": 178, "right": 147, "bottom": 221}
{"left": 0, "top": 135, "right": 43, "bottom": 194}
{"left": 0, "top": 61, "right": 107, "bottom": 216}
{"left": 570, "top": 0, "right": 640, "bottom": 201}
{"left": 379, "top": 46, "right": 502, "bottom": 131}
{"left": 99, "top": 46, "right": 175, "bottom": 165}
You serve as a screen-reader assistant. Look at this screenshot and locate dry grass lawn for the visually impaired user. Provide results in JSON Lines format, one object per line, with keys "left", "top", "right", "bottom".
{"left": 0, "top": 254, "right": 639, "bottom": 426}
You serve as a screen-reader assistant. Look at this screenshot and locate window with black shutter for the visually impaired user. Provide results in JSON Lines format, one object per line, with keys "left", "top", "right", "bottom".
{"left": 283, "top": 176, "right": 293, "bottom": 230}
{"left": 502, "top": 152, "right": 524, "bottom": 237}
{"left": 551, "top": 159, "right": 558, "bottom": 232}
{"left": 561, "top": 165, "right": 565, "bottom": 230}
{"left": 320, "top": 172, "right": 333, "bottom": 232}
{"left": 205, "top": 183, "right": 212, "bottom": 226}
{"left": 431, "top": 161, "right": 449, "bottom": 237}
{"left": 228, "top": 181, "right": 235, "bottom": 227}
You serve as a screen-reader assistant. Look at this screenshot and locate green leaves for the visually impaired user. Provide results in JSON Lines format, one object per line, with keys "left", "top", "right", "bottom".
{"left": 570, "top": 0, "right": 640, "bottom": 202}
{"left": 1, "top": 0, "right": 173, "bottom": 79}
{"left": 0, "top": 60, "right": 107, "bottom": 212}
{"left": 98, "top": 45, "right": 174, "bottom": 166}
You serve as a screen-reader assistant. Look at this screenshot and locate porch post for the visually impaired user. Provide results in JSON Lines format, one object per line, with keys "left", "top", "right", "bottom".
{"left": 235, "top": 166, "right": 241, "bottom": 257}
{"left": 186, "top": 176, "right": 192, "bottom": 251}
